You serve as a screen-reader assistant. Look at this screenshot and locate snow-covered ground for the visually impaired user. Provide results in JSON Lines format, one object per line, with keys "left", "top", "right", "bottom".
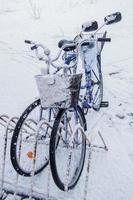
{"left": 0, "top": 0, "right": 133, "bottom": 199}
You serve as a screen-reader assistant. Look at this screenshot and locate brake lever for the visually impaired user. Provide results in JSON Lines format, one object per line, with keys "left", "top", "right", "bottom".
{"left": 31, "top": 45, "right": 37, "bottom": 50}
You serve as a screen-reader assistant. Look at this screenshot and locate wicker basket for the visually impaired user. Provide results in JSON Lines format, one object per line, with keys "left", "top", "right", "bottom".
{"left": 35, "top": 73, "right": 82, "bottom": 108}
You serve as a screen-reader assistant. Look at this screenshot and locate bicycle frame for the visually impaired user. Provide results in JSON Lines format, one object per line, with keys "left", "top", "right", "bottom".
{"left": 64, "top": 32, "right": 107, "bottom": 113}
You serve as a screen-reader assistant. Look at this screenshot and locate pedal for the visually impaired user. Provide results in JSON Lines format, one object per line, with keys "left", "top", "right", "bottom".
{"left": 100, "top": 101, "right": 109, "bottom": 108}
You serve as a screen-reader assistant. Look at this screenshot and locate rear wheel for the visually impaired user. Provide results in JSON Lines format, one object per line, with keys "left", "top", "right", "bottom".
{"left": 50, "top": 105, "right": 86, "bottom": 191}
{"left": 10, "top": 99, "right": 55, "bottom": 176}
{"left": 92, "top": 56, "right": 103, "bottom": 111}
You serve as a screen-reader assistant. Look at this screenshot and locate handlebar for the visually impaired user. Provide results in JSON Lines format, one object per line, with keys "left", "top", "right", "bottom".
{"left": 98, "top": 38, "right": 111, "bottom": 42}
{"left": 24, "top": 12, "right": 121, "bottom": 74}
{"left": 25, "top": 40, "right": 77, "bottom": 71}
{"left": 25, "top": 41, "right": 50, "bottom": 58}
{"left": 25, "top": 40, "right": 37, "bottom": 50}
{"left": 25, "top": 33, "right": 111, "bottom": 72}
{"left": 25, "top": 40, "right": 33, "bottom": 44}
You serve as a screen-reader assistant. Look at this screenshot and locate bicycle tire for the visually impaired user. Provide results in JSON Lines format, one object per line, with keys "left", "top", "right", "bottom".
{"left": 50, "top": 105, "right": 86, "bottom": 191}
{"left": 10, "top": 99, "right": 51, "bottom": 176}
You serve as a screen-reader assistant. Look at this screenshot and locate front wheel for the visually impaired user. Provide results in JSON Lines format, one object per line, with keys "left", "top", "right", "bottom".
{"left": 50, "top": 105, "right": 86, "bottom": 191}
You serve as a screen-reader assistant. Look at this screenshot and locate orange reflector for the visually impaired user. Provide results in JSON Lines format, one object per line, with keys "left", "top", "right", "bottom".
{"left": 27, "top": 151, "right": 33, "bottom": 159}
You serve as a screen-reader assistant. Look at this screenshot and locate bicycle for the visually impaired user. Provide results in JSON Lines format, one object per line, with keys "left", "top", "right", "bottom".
{"left": 10, "top": 11, "right": 121, "bottom": 188}
{"left": 49, "top": 12, "right": 122, "bottom": 191}
{"left": 10, "top": 38, "right": 78, "bottom": 176}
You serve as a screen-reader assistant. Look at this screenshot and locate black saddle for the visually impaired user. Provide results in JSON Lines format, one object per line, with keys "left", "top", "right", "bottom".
{"left": 58, "top": 39, "right": 76, "bottom": 51}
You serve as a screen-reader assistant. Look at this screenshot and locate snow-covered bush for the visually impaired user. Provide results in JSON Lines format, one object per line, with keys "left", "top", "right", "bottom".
{"left": 29, "top": 0, "right": 42, "bottom": 19}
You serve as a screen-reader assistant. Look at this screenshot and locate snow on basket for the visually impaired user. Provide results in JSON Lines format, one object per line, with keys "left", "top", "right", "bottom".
{"left": 35, "top": 73, "right": 82, "bottom": 108}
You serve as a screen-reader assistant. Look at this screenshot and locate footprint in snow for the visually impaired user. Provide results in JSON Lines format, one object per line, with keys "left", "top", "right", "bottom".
{"left": 115, "top": 113, "right": 125, "bottom": 119}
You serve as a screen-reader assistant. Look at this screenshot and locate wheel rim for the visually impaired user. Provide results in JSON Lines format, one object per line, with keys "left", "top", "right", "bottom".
{"left": 11, "top": 100, "right": 55, "bottom": 176}
{"left": 52, "top": 107, "right": 86, "bottom": 190}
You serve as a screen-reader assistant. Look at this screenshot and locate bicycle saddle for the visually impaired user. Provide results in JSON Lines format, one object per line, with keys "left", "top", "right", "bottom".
{"left": 58, "top": 39, "right": 76, "bottom": 51}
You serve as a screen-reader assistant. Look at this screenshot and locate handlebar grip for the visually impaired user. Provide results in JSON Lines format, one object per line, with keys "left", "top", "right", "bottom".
{"left": 98, "top": 38, "right": 111, "bottom": 42}
{"left": 31, "top": 45, "right": 37, "bottom": 50}
{"left": 24, "top": 40, "right": 32, "bottom": 44}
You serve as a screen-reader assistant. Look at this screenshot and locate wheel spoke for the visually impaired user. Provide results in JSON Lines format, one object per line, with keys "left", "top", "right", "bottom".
{"left": 50, "top": 106, "right": 86, "bottom": 191}
{"left": 11, "top": 100, "right": 53, "bottom": 176}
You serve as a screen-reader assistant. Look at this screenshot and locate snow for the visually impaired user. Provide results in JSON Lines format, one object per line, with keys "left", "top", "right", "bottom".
{"left": 0, "top": 0, "right": 133, "bottom": 199}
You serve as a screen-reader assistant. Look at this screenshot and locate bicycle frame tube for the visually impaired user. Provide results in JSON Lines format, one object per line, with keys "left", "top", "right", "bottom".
{"left": 78, "top": 36, "right": 104, "bottom": 112}
{"left": 79, "top": 39, "right": 96, "bottom": 108}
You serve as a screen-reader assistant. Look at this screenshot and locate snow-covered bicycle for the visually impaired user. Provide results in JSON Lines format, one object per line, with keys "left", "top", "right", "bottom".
{"left": 10, "top": 12, "right": 121, "bottom": 190}
{"left": 49, "top": 12, "right": 122, "bottom": 191}
{"left": 10, "top": 38, "right": 78, "bottom": 177}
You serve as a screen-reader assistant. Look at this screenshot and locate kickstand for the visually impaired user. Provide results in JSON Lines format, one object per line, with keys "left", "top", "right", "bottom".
{"left": 92, "top": 131, "right": 108, "bottom": 151}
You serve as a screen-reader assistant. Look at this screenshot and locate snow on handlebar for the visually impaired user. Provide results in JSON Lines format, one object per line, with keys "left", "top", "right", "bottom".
{"left": 25, "top": 41, "right": 51, "bottom": 61}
